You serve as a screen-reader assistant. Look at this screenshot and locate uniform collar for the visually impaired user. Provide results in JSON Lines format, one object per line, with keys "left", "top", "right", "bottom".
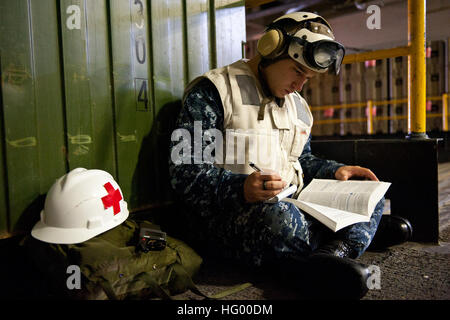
{"left": 257, "top": 62, "right": 285, "bottom": 108}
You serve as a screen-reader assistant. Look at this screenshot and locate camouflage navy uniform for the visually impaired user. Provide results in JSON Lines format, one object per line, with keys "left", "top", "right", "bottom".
{"left": 169, "top": 78, "right": 383, "bottom": 267}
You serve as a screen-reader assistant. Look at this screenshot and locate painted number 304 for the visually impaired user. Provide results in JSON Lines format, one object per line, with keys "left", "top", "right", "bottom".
{"left": 65, "top": 3, "right": 149, "bottom": 111}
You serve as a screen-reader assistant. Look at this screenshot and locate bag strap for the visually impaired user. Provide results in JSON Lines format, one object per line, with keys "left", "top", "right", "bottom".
{"left": 98, "top": 278, "right": 119, "bottom": 300}
{"left": 172, "top": 264, "right": 252, "bottom": 300}
{"left": 98, "top": 274, "right": 173, "bottom": 300}
{"left": 208, "top": 282, "right": 254, "bottom": 299}
{"left": 135, "top": 273, "right": 174, "bottom": 300}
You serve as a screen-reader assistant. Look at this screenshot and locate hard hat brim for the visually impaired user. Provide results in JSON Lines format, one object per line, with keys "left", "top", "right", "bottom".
{"left": 31, "top": 209, "right": 129, "bottom": 244}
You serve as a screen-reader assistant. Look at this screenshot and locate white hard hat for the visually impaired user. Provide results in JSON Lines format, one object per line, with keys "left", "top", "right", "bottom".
{"left": 31, "top": 168, "right": 129, "bottom": 244}
{"left": 257, "top": 11, "right": 345, "bottom": 75}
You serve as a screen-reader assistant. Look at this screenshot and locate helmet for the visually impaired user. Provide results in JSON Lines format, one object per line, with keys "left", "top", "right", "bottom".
{"left": 31, "top": 168, "right": 129, "bottom": 244}
{"left": 257, "top": 12, "right": 345, "bottom": 75}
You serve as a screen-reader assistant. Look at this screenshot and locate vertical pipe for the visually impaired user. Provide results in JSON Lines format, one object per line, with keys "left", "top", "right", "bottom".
{"left": 182, "top": 0, "right": 189, "bottom": 87}
{"left": 443, "top": 93, "right": 449, "bottom": 131}
{"left": 367, "top": 100, "right": 374, "bottom": 134}
{"left": 209, "top": 0, "right": 217, "bottom": 69}
{"left": 407, "top": 0, "right": 428, "bottom": 138}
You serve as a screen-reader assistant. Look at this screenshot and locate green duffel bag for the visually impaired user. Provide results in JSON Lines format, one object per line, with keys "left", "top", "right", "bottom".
{"left": 22, "top": 219, "right": 206, "bottom": 300}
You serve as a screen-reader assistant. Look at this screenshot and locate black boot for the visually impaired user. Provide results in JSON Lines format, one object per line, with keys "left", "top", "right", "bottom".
{"left": 368, "top": 215, "right": 413, "bottom": 250}
{"left": 303, "top": 239, "right": 371, "bottom": 299}
{"left": 303, "top": 252, "right": 371, "bottom": 299}
{"left": 272, "top": 240, "right": 371, "bottom": 299}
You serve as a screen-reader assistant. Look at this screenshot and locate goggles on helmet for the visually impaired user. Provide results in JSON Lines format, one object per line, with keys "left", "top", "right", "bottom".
{"left": 289, "top": 35, "right": 345, "bottom": 75}
{"left": 262, "top": 12, "right": 346, "bottom": 75}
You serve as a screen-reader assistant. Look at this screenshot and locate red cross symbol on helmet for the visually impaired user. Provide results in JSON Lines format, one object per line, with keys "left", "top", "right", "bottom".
{"left": 101, "top": 182, "right": 122, "bottom": 215}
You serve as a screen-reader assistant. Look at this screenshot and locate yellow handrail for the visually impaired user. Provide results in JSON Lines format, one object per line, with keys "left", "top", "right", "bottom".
{"left": 309, "top": 95, "right": 448, "bottom": 111}
{"left": 315, "top": 113, "right": 444, "bottom": 125}
{"left": 311, "top": 94, "right": 450, "bottom": 131}
{"left": 343, "top": 46, "right": 410, "bottom": 64}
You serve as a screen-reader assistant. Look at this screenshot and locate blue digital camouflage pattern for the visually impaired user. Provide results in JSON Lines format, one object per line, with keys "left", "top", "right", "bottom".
{"left": 169, "top": 78, "right": 383, "bottom": 267}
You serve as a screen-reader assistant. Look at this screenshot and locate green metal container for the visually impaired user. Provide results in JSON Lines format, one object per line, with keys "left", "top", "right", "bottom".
{"left": 0, "top": 0, "right": 246, "bottom": 237}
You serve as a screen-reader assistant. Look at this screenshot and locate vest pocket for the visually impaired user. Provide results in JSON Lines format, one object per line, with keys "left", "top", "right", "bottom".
{"left": 271, "top": 105, "right": 290, "bottom": 130}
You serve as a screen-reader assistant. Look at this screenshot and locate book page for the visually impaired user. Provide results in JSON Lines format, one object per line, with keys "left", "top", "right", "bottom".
{"left": 283, "top": 198, "right": 371, "bottom": 232}
{"left": 297, "top": 179, "right": 391, "bottom": 216}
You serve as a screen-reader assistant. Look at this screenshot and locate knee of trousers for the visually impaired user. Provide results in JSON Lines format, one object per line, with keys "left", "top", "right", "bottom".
{"left": 227, "top": 202, "right": 317, "bottom": 266}
{"left": 260, "top": 201, "right": 312, "bottom": 247}
{"left": 344, "top": 197, "right": 385, "bottom": 257}
{"left": 354, "top": 197, "right": 385, "bottom": 233}
{"left": 363, "top": 197, "right": 385, "bottom": 241}
{"left": 371, "top": 197, "right": 385, "bottom": 226}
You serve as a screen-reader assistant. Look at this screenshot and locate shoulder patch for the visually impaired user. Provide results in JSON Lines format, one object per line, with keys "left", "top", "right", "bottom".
{"left": 293, "top": 93, "right": 312, "bottom": 126}
{"left": 235, "top": 75, "right": 260, "bottom": 106}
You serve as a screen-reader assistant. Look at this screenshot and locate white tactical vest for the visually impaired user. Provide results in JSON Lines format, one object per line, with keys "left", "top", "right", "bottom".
{"left": 190, "top": 59, "right": 313, "bottom": 194}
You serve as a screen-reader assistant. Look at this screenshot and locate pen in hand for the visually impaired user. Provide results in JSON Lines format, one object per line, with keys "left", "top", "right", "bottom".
{"left": 248, "top": 162, "right": 291, "bottom": 199}
{"left": 249, "top": 162, "right": 262, "bottom": 173}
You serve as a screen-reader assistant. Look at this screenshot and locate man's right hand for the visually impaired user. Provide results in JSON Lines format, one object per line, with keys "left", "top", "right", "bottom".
{"left": 243, "top": 171, "right": 287, "bottom": 203}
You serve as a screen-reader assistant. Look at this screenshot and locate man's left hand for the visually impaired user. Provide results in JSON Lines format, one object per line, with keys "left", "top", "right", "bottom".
{"left": 335, "top": 165, "right": 379, "bottom": 181}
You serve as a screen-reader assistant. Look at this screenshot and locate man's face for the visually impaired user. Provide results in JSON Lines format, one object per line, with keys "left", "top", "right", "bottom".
{"left": 262, "top": 58, "right": 318, "bottom": 98}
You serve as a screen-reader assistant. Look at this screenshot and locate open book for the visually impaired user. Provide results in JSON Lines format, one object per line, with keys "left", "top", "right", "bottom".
{"left": 280, "top": 179, "right": 391, "bottom": 232}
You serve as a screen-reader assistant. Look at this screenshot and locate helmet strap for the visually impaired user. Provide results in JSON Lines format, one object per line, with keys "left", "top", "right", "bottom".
{"left": 257, "top": 60, "right": 274, "bottom": 98}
